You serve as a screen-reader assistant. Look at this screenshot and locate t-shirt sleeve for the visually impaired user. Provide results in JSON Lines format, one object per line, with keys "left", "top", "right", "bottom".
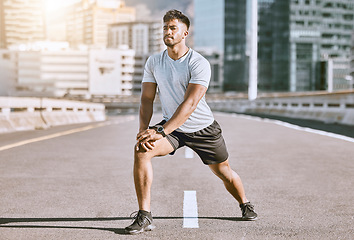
{"left": 142, "top": 56, "right": 156, "bottom": 83}
{"left": 189, "top": 57, "right": 211, "bottom": 88}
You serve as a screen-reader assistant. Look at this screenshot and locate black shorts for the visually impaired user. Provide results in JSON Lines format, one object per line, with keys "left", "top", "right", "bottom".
{"left": 151, "top": 120, "right": 229, "bottom": 165}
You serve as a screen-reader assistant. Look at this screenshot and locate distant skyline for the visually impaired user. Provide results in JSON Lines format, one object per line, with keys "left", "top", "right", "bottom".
{"left": 45, "top": 0, "right": 193, "bottom": 16}
{"left": 45, "top": 0, "right": 80, "bottom": 11}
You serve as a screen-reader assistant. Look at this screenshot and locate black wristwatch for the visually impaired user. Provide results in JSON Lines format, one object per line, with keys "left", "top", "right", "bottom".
{"left": 156, "top": 126, "right": 166, "bottom": 137}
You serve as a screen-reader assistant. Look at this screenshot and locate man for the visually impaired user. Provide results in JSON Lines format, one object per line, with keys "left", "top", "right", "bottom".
{"left": 125, "top": 9, "right": 257, "bottom": 235}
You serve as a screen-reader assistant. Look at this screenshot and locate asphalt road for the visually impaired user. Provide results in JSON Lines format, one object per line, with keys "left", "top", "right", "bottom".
{"left": 0, "top": 113, "right": 353, "bottom": 240}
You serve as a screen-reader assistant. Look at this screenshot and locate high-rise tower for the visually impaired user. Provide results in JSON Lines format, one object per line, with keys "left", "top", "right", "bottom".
{"left": 66, "top": 0, "right": 135, "bottom": 47}
{"left": 0, "top": 0, "right": 46, "bottom": 48}
{"left": 194, "top": 0, "right": 354, "bottom": 92}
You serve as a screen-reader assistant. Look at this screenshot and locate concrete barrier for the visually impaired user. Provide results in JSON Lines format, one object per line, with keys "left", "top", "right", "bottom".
{"left": 207, "top": 91, "right": 354, "bottom": 126}
{"left": 0, "top": 97, "right": 106, "bottom": 134}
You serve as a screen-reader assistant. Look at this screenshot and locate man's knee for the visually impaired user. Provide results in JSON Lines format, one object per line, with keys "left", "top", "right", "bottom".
{"left": 134, "top": 144, "right": 156, "bottom": 162}
{"left": 209, "top": 160, "right": 232, "bottom": 181}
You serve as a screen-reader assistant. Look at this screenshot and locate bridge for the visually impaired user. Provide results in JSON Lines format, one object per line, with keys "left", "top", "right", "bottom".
{"left": 0, "top": 112, "right": 353, "bottom": 239}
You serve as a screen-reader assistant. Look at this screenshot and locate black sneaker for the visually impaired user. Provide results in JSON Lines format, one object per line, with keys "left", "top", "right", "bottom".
{"left": 125, "top": 210, "right": 156, "bottom": 234}
{"left": 240, "top": 202, "right": 258, "bottom": 221}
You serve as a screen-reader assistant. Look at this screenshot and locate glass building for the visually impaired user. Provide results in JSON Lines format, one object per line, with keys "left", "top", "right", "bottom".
{"left": 195, "top": 0, "right": 249, "bottom": 91}
{"left": 258, "top": 0, "right": 353, "bottom": 91}
{"left": 194, "top": 0, "right": 354, "bottom": 92}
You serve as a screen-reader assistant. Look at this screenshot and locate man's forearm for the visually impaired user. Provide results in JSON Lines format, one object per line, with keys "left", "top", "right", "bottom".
{"left": 163, "top": 99, "right": 196, "bottom": 134}
{"left": 139, "top": 100, "right": 154, "bottom": 132}
{"left": 163, "top": 84, "right": 207, "bottom": 135}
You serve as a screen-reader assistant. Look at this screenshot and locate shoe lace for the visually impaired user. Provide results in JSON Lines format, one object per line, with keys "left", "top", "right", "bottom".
{"left": 129, "top": 211, "right": 150, "bottom": 227}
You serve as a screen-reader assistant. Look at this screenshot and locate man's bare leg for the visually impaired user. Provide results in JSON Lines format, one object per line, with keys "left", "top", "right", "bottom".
{"left": 126, "top": 138, "right": 175, "bottom": 234}
{"left": 133, "top": 138, "right": 174, "bottom": 211}
{"left": 209, "top": 159, "right": 248, "bottom": 204}
{"left": 209, "top": 159, "right": 257, "bottom": 220}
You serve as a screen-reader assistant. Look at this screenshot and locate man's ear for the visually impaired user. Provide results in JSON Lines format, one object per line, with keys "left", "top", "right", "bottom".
{"left": 183, "top": 30, "right": 189, "bottom": 39}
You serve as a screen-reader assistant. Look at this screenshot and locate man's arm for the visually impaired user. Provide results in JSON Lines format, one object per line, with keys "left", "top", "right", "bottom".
{"left": 139, "top": 82, "right": 157, "bottom": 132}
{"left": 137, "top": 83, "right": 207, "bottom": 146}
{"left": 162, "top": 83, "right": 207, "bottom": 134}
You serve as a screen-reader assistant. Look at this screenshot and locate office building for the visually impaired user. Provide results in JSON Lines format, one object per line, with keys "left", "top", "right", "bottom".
{"left": 108, "top": 21, "right": 165, "bottom": 54}
{"left": 0, "top": 0, "right": 46, "bottom": 48}
{"left": 66, "top": 0, "right": 135, "bottom": 47}
{"left": 108, "top": 21, "right": 165, "bottom": 94}
{"left": 259, "top": 0, "right": 353, "bottom": 91}
{"left": 89, "top": 47, "right": 136, "bottom": 96}
{"left": 194, "top": 0, "right": 354, "bottom": 92}
{"left": 2, "top": 44, "right": 136, "bottom": 97}
{"left": 195, "top": 0, "right": 251, "bottom": 92}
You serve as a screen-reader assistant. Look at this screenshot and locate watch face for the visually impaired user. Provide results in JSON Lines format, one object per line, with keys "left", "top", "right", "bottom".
{"left": 156, "top": 126, "right": 165, "bottom": 136}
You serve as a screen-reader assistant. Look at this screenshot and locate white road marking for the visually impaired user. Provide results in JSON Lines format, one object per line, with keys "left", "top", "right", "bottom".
{"left": 225, "top": 113, "right": 354, "bottom": 143}
{"left": 183, "top": 190, "right": 199, "bottom": 228}
{"left": 184, "top": 147, "right": 194, "bottom": 159}
{"left": 0, "top": 116, "right": 135, "bottom": 152}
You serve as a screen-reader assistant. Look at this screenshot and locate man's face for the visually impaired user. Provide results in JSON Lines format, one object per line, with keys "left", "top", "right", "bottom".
{"left": 163, "top": 19, "right": 188, "bottom": 47}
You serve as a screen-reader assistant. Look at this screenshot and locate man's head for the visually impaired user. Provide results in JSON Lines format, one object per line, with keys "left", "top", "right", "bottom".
{"left": 163, "top": 9, "right": 190, "bottom": 30}
{"left": 163, "top": 10, "right": 190, "bottom": 48}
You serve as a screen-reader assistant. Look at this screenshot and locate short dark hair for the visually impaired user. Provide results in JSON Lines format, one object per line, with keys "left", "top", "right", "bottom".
{"left": 163, "top": 9, "right": 190, "bottom": 30}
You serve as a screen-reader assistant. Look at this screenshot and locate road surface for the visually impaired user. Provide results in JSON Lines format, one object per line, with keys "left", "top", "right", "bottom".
{"left": 0, "top": 113, "right": 353, "bottom": 239}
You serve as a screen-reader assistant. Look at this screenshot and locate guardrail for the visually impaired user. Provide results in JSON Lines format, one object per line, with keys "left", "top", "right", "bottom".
{"left": 0, "top": 97, "right": 106, "bottom": 134}
{"left": 207, "top": 91, "right": 354, "bottom": 126}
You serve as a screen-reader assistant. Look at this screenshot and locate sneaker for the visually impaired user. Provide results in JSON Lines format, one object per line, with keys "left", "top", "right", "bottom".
{"left": 240, "top": 202, "right": 258, "bottom": 221}
{"left": 125, "top": 210, "right": 156, "bottom": 234}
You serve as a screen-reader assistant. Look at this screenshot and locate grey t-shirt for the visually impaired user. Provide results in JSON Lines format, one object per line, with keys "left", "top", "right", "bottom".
{"left": 142, "top": 48, "right": 214, "bottom": 133}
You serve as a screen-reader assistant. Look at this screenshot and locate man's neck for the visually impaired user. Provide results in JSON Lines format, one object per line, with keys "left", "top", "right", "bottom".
{"left": 167, "top": 45, "right": 189, "bottom": 61}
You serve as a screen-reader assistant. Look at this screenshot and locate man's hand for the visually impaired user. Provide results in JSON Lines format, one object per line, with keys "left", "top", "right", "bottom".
{"left": 136, "top": 129, "right": 163, "bottom": 151}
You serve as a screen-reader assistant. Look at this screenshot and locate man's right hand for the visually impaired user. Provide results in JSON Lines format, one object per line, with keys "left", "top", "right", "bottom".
{"left": 136, "top": 129, "right": 161, "bottom": 152}
{"left": 136, "top": 140, "right": 155, "bottom": 152}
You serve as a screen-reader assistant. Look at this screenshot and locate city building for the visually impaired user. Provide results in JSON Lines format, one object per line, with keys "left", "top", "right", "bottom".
{"left": 108, "top": 21, "right": 165, "bottom": 54}
{"left": 194, "top": 0, "right": 354, "bottom": 92}
{"left": 66, "top": 0, "right": 135, "bottom": 47}
{"left": 0, "top": 0, "right": 46, "bottom": 48}
{"left": 0, "top": 49, "right": 17, "bottom": 95}
{"left": 1, "top": 43, "right": 137, "bottom": 98}
{"left": 89, "top": 47, "right": 136, "bottom": 96}
{"left": 108, "top": 21, "right": 165, "bottom": 94}
{"left": 131, "top": 54, "right": 149, "bottom": 94}
{"left": 259, "top": 0, "right": 353, "bottom": 91}
{"left": 195, "top": 0, "right": 252, "bottom": 92}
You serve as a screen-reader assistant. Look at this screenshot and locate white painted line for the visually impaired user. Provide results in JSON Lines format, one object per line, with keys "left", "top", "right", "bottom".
{"left": 0, "top": 116, "right": 135, "bottom": 152}
{"left": 183, "top": 190, "right": 199, "bottom": 228}
{"left": 184, "top": 147, "right": 194, "bottom": 159}
{"left": 226, "top": 113, "right": 354, "bottom": 143}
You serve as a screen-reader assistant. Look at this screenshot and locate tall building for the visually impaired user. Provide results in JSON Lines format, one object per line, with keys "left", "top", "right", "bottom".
{"left": 194, "top": 0, "right": 354, "bottom": 92}
{"left": 259, "top": 0, "right": 353, "bottom": 91}
{"left": 0, "top": 0, "right": 46, "bottom": 48}
{"left": 66, "top": 0, "right": 135, "bottom": 47}
{"left": 108, "top": 21, "right": 165, "bottom": 54}
{"left": 195, "top": 0, "right": 250, "bottom": 92}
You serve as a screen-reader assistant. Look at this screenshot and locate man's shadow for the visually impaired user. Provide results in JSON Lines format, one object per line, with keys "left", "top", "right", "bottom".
{"left": 0, "top": 216, "right": 244, "bottom": 235}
